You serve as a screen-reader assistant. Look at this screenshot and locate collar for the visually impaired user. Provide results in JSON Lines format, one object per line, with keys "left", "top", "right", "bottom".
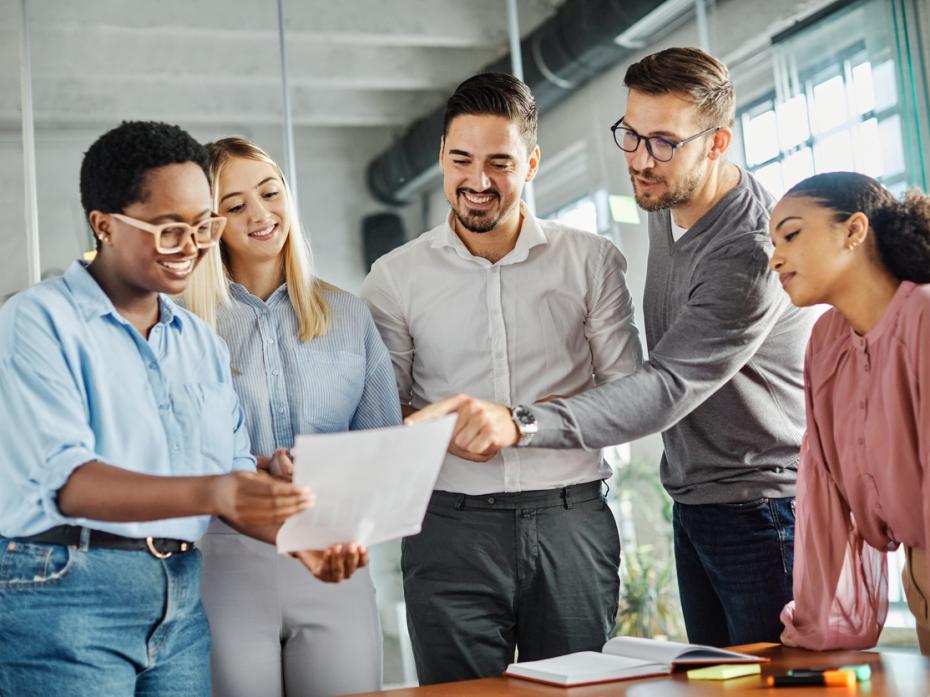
{"left": 429, "top": 201, "right": 549, "bottom": 266}
{"left": 851, "top": 280, "right": 916, "bottom": 350}
{"left": 228, "top": 280, "right": 289, "bottom": 308}
{"left": 64, "top": 260, "right": 183, "bottom": 331}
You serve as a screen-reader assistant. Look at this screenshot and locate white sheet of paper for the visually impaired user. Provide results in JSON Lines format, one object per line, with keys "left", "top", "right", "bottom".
{"left": 276, "top": 415, "right": 456, "bottom": 552}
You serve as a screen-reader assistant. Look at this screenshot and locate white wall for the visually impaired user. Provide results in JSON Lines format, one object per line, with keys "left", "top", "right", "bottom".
{"left": 0, "top": 123, "right": 410, "bottom": 297}
{"left": 0, "top": 9, "right": 29, "bottom": 299}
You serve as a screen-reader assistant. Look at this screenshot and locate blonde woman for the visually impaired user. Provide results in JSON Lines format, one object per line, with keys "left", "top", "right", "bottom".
{"left": 184, "top": 138, "right": 401, "bottom": 697}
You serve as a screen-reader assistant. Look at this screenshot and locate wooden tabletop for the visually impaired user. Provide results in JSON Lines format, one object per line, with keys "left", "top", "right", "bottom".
{"left": 347, "top": 644, "right": 930, "bottom": 696}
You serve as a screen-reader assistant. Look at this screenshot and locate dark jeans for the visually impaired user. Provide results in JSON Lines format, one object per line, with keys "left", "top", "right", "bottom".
{"left": 673, "top": 497, "right": 795, "bottom": 646}
{"left": 402, "top": 481, "right": 621, "bottom": 685}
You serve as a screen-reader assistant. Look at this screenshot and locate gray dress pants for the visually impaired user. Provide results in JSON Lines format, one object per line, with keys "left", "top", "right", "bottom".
{"left": 402, "top": 480, "right": 621, "bottom": 685}
{"left": 200, "top": 523, "right": 382, "bottom": 697}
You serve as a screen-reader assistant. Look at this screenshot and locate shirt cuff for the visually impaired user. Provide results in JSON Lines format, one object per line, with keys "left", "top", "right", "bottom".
{"left": 232, "top": 453, "right": 258, "bottom": 473}
{"left": 525, "top": 402, "right": 583, "bottom": 449}
{"left": 38, "top": 445, "right": 101, "bottom": 526}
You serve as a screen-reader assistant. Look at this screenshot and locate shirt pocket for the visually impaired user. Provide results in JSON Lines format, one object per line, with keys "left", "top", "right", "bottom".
{"left": 175, "top": 382, "right": 236, "bottom": 471}
{"left": 294, "top": 351, "right": 366, "bottom": 433}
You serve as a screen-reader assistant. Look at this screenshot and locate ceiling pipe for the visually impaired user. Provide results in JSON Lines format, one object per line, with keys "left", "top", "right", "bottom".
{"left": 506, "top": 0, "right": 536, "bottom": 214}
{"left": 366, "top": 0, "right": 669, "bottom": 206}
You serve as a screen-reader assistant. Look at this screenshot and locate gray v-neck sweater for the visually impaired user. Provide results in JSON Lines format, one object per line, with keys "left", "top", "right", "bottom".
{"left": 533, "top": 168, "right": 816, "bottom": 504}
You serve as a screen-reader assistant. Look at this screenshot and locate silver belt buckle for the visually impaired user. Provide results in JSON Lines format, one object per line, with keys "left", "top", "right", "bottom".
{"left": 145, "top": 537, "right": 178, "bottom": 559}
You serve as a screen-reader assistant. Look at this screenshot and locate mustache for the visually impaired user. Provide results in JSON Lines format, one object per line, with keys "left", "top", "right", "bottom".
{"left": 629, "top": 167, "right": 664, "bottom": 184}
{"left": 457, "top": 187, "right": 500, "bottom": 197}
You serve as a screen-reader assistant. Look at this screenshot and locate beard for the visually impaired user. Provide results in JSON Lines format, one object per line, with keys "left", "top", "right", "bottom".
{"left": 630, "top": 162, "right": 705, "bottom": 211}
{"left": 450, "top": 188, "right": 501, "bottom": 233}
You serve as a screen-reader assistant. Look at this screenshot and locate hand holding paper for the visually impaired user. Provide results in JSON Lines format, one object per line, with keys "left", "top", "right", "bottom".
{"left": 276, "top": 415, "right": 456, "bottom": 553}
{"left": 291, "top": 544, "right": 369, "bottom": 583}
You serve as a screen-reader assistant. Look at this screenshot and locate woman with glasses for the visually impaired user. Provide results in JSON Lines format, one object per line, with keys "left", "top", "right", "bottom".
{"left": 183, "top": 137, "right": 400, "bottom": 697}
{"left": 769, "top": 171, "right": 930, "bottom": 653}
{"left": 0, "top": 121, "right": 330, "bottom": 697}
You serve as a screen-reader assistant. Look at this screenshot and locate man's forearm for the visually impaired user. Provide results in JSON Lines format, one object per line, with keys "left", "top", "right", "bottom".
{"left": 529, "top": 362, "right": 696, "bottom": 450}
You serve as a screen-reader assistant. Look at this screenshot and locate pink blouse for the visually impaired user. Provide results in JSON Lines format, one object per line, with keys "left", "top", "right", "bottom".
{"left": 780, "top": 281, "right": 930, "bottom": 650}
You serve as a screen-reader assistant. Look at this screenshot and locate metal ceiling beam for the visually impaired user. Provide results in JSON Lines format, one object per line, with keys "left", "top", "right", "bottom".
{"left": 27, "top": 0, "right": 557, "bottom": 49}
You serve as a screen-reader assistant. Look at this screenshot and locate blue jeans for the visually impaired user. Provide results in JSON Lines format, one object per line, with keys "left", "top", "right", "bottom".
{"left": 0, "top": 536, "right": 210, "bottom": 697}
{"left": 673, "top": 497, "right": 795, "bottom": 646}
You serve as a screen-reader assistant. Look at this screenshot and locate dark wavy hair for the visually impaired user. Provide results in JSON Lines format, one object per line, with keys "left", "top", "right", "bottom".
{"left": 784, "top": 171, "right": 930, "bottom": 283}
{"left": 443, "top": 72, "right": 538, "bottom": 150}
{"left": 79, "top": 120, "right": 209, "bottom": 218}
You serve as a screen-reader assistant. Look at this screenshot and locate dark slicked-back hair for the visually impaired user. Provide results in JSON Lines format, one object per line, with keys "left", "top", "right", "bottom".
{"left": 785, "top": 171, "right": 930, "bottom": 283}
{"left": 624, "top": 47, "right": 735, "bottom": 128}
{"left": 442, "top": 72, "right": 538, "bottom": 150}
{"left": 79, "top": 120, "right": 209, "bottom": 217}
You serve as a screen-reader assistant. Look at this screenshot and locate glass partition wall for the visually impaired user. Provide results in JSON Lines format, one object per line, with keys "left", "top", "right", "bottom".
{"left": 738, "top": 0, "right": 928, "bottom": 198}
{"left": 1, "top": 1, "right": 32, "bottom": 300}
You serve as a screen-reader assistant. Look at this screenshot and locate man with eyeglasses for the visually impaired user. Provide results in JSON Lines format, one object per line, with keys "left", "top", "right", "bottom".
{"left": 409, "top": 48, "right": 816, "bottom": 647}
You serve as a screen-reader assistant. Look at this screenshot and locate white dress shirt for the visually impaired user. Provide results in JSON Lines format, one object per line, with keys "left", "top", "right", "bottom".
{"left": 360, "top": 205, "right": 643, "bottom": 495}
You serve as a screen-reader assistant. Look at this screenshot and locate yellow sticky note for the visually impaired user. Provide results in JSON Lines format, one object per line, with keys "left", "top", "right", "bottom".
{"left": 687, "top": 664, "right": 762, "bottom": 680}
{"left": 608, "top": 195, "right": 641, "bottom": 224}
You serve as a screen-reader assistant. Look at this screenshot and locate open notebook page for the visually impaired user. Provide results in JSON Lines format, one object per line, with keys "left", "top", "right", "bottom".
{"left": 604, "top": 637, "right": 763, "bottom": 664}
{"left": 506, "top": 651, "right": 666, "bottom": 686}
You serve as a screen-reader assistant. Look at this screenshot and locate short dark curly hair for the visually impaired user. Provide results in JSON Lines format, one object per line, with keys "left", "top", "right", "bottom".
{"left": 79, "top": 121, "right": 209, "bottom": 217}
{"left": 785, "top": 171, "right": 930, "bottom": 283}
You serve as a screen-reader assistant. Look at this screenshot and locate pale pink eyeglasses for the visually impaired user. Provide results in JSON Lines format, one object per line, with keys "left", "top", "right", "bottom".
{"left": 111, "top": 213, "right": 227, "bottom": 254}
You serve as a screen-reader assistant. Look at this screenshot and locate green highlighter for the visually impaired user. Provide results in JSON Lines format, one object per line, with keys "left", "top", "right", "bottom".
{"left": 787, "top": 665, "right": 872, "bottom": 682}
{"left": 687, "top": 664, "right": 762, "bottom": 680}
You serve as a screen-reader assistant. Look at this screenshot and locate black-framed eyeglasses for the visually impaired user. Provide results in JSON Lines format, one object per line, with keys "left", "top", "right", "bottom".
{"left": 609, "top": 117, "right": 719, "bottom": 162}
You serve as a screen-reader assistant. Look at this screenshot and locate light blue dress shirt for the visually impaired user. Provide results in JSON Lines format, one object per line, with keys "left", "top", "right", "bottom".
{"left": 217, "top": 282, "right": 401, "bottom": 456}
{"left": 0, "top": 261, "right": 255, "bottom": 540}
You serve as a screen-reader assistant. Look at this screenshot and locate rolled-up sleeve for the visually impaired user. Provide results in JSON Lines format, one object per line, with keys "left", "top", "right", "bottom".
{"left": 360, "top": 260, "right": 414, "bottom": 406}
{"left": 586, "top": 240, "right": 642, "bottom": 384}
{"left": 3, "top": 309, "right": 103, "bottom": 525}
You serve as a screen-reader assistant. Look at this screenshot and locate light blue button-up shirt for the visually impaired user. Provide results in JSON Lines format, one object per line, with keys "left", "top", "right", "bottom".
{"left": 0, "top": 261, "right": 255, "bottom": 540}
{"left": 217, "top": 282, "right": 401, "bottom": 456}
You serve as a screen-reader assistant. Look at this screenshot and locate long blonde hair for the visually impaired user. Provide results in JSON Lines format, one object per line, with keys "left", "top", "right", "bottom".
{"left": 183, "top": 137, "right": 331, "bottom": 341}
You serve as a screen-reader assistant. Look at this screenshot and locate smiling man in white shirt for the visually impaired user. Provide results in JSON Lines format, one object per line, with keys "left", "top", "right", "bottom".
{"left": 360, "top": 73, "right": 642, "bottom": 685}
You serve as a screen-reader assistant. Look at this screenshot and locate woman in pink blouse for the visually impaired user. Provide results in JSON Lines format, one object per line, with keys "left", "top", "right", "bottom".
{"left": 768, "top": 171, "right": 930, "bottom": 653}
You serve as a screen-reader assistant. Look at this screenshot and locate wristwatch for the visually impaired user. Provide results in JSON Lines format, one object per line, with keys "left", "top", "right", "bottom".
{"left": 510, "top": 404, "right": 538, "bottom": 447}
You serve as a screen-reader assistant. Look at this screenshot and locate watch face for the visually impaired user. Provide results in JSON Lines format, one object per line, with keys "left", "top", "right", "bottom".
{"left": 512, "top": 405, "right": 536, "bottom": 425}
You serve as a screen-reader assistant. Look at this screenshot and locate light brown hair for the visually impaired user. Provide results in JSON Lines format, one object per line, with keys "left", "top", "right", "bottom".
{"left": 624, "top": 47, "right": 735, "bottom": 128}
